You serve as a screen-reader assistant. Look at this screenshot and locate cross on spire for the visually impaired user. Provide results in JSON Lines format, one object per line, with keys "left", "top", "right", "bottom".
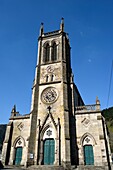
{"left": 47, "top": 106, "right": 51, "bottom": 113}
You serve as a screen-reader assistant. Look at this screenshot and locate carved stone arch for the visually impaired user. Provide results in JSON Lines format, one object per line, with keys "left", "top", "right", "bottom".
{"left": 80, "top": 133, "right": 96, "bottom": 165}
{"left": 80, "top": 133, "right": 97, "bottom": 146}
{"left": 43, "top": 41, "right": 50, "bottom": 47}
{"left": 51, "top": 40, "right": 56, "bottom": 46}
{"left": 40, "top": 123, "right": 51, "bottom": 139}
{"left": 38, "top": 117, "right": 57, "bottom": 165}
{"left": 40, "top": 123, "right": 57, "bottom": 140}
{"left": 40, "top": 113, "right": 57, "bottom": 137}
{"left": 13, "top": 136, "right": 26, "bottom": 148}
{"left": 38, "top": 114, "right": 60, "bottom": 165}
{"left": 40, "top": 112, "right": 57, "bottom": 132}
{"left": 51, "top": 39, "right": 59, "bottom": 45}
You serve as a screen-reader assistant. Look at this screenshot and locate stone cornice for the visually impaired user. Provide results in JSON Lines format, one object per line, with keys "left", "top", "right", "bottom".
{"left": 9, "top": 114, "right": 30, "bottom": 120}
{"left": 39, "top": 81, "right": 61, "bottom": 86}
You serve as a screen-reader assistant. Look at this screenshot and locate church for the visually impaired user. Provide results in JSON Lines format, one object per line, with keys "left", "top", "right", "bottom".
{"left": 1, "top": 19, "right": 112, "bottom": 169}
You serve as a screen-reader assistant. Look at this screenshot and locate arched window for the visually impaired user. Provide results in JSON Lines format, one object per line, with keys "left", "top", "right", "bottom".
{"left": 52, "top": 42, "right": 57, "bottom": 61}
{"left": 45, "top": 43, "right": 50, "bottom": 62}
{"left": 51, "top": 75, "right": 54, "bottom": 81}
{"left": 46, "top": 75, "right": 49, "bottom": 82}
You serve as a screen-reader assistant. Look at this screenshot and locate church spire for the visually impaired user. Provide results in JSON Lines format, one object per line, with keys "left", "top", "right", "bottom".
{"left": 10, "top": 105, "right": 17, "bottom": 117}
{"left": 39, "top": 22, "right": 44, "bottom": 36}
{"left": 60, "top": 17, "right": 64, "bottom": 32}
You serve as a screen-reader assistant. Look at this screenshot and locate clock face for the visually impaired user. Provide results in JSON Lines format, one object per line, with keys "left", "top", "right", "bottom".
{"left": 46, "top": 66, "right": 54, "bottom": 73}
{"left": 41, "top": 87, "right": 58, "bottom": 104}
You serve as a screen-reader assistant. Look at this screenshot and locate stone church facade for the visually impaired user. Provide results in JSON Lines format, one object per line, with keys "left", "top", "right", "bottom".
{"left": 2, "top": 19, "right": 112, "bottom": 169}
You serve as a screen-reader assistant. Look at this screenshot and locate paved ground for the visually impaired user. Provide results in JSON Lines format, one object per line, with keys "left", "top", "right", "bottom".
{"left": 0, "top": 166, "right": 26, "bottom": 170}
{"left": 0, "top": 165, "right": 65, "bottom": 170}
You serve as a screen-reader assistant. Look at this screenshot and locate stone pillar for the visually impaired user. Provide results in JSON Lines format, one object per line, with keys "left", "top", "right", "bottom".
{"left": 25, "top": 139, "right": 29, "bottom": 167}
{"left": 1, "top": 142, "right": 8, "bottom": 165}
{"left": 62, "top": 111, "right": 71, "bottom": 166}
{"left": 9, "top": 146, "right": 15, "bottom": 165}
{"left": 54, "top": 138, "right": 58, "bottom": 165}
{"left": 78, "top": 145, "right": 84, "bottom": 165}
{"left": 34, "top": 119, "right": 40, "bottom": 165}
{"left": 55, "top": 118, "right": 60, "bottom": 165}
{"left": 50, "top": 42, "right": 52, "bottom": 61}
{"left": 2, "top": 122, "right": 13, "bottom": 165}
{"left": 39, "top": 139, "right": 43, "bottom": 165}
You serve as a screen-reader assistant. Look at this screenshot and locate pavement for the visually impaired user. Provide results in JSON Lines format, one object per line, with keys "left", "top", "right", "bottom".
{"left": 0, "top": 165, "right": 26, "bottom": 170}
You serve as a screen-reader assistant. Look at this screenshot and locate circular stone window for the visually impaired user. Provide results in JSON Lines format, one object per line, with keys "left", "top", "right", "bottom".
{"left": 41, "top": 87, "right": 58, "bottom": 104}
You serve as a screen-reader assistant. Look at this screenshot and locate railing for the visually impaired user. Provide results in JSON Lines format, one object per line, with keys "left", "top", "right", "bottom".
{"left": 44, "top": 30, "right": 59, "bottom": 36}
{"left": 75, "top": 104, "right": 100, "bottom": 112}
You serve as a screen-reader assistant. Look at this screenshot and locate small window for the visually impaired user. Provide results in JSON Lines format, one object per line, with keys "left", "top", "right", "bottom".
{"left": 51, "top": 75, "right": 54, "bottom": 81}
{"left": 46, "top": 75, "right": 49, "bottom": 82}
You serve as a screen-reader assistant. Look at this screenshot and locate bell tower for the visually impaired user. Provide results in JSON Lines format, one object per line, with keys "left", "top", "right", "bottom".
{"left": 27, "top": 18, "right": 74, "bottom": 167}
{"left": 2, "top": 19, "right": 111, "bottom": 169}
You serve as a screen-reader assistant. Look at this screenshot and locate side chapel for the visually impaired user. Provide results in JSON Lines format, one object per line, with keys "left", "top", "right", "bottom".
{"left": 1, "top": 19, "right": 112, "bottom": 169}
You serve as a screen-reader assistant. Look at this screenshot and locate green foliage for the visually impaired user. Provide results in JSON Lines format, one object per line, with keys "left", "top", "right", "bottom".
{"left": 0, "top": 125, "right": 6, "bottom": 151}
{"left": 102, "top": 107, "right": 113, "bottom": 152}
{"left": 102, "top": 107, "right": 113, "bottom": 121}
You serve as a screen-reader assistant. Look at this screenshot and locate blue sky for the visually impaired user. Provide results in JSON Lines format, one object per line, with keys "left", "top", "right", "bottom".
{"left": 0, "top": 0, "right": 113, "bottom": 123}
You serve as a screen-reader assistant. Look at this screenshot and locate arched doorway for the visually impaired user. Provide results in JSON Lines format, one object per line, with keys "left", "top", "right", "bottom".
{"left": 43, "top": 138, "right": 55, "bottom": 165}
{"left": 84, "top": 145, "right": 94, "bottom": 165}
{"left": 81, "top": 134, "right": 95, "bottom": 165}
{"left": 15, "top": 147, "right": 23, "bottom": 165}
{"left": 42, "top": 127, "right": 56, "bottom": 165}
{"left": 13, "top": 136, "right": 25, "bottom": 165}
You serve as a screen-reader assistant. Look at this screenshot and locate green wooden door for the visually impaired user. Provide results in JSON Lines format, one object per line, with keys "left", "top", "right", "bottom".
{"left": 44, "top": 139, "right": 55, "bottom": 165}
{"left": 15, "top": 147, "right": 22, "bottom": 165}
{"left": 84, "top": 145, "right": 94, "bottom": 165}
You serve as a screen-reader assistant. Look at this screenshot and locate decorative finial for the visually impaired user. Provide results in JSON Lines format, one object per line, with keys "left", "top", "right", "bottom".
{"left": 96, "top": 96, "right": 100, "bottom": 110}
{"left": 11, "top": 105, "right": 17, "bottom": 117}
{"left": 39, "top": 22, "right": 44, "bottom": 36}
{"left": 71, "top": 72, "right": 74, "bottom": 83}
{"left": 96, "top": 96, "right": 100, "bottom": 104}
{"left": 60, "top": 17, "right": 64, "bottom": 32}
{"left": 41, "top": 22, "right": 44, "bottom": 27}
{"left": 61, "top": 17, "right": 64, "bottom": 23}
{"left": 12, "top": 105, "right": 16, "bottom": 113}
{"left": 47, "top": 106, "right": 51, "bottom": 113}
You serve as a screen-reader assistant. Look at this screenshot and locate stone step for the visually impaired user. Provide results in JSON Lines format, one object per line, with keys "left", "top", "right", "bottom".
{"left": 3, "top": 165, "right": 110, "bottom": 170}
{"left": 74, "top": 165, "right": 107, "bottom": 170}
{"left": 4, "top": 165, "right": 26, "bottom": 169}
{"left": 27, "top": 165, "right": 65, "bottom": 170}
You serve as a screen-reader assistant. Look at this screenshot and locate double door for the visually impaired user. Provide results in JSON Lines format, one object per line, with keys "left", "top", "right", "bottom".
{"left": 44, "top": 139, "right": 55, "bottom": 165}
